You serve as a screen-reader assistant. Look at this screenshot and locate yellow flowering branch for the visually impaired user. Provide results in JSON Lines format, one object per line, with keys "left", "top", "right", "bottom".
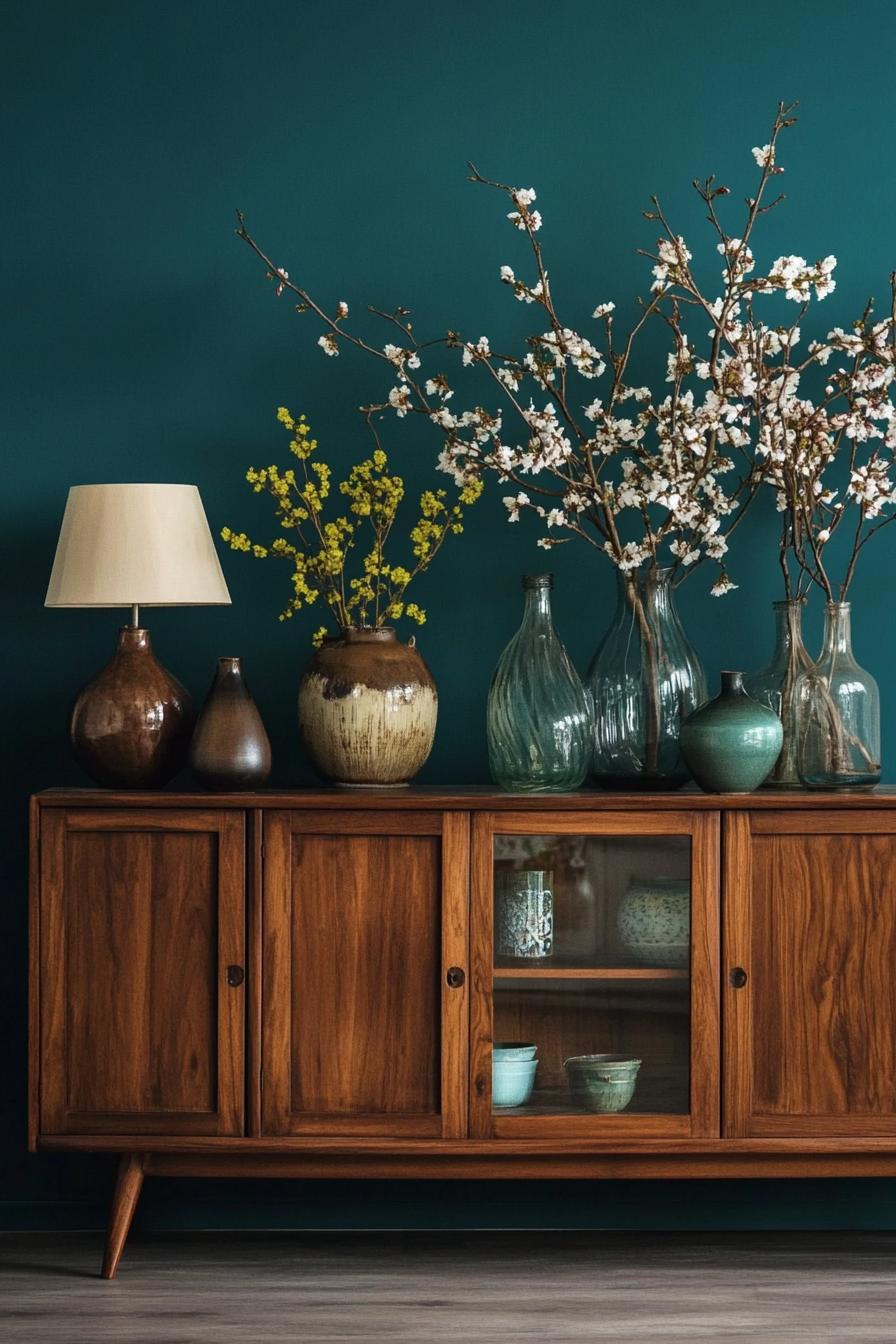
{"left": 222, "top": 409, "right": 481, "bottom": 643}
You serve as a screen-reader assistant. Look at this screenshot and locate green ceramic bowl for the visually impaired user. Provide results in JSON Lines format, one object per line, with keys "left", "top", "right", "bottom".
{"left": 564, "top": 1053, "right": 641, "bottom": 1113}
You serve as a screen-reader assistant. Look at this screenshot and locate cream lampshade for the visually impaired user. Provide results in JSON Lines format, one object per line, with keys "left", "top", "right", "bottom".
{"left": 46, "top": 483, "right": 231, "bottom": 612}
{"left": 46, "top": 484, "right": 231, "bottom": 789}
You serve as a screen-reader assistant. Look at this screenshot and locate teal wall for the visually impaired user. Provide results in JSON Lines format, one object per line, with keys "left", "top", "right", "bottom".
{"left": 4, "top": 0, "right": 896, "bottom": 1231}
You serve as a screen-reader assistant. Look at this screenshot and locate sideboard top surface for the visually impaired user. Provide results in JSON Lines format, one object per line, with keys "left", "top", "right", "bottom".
{"left": 33, "top": 785, "right": 896, "bottom": 810}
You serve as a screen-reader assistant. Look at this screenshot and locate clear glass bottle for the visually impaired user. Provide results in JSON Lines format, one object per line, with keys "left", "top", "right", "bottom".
{"left": 487, "top": 574, "right": 591, "bottom": 792}
{"left": 794, "top": 602, "right": 881, "bottom": 790}
{"left": 745, "top": 599, "right": 813, "bottom": 788}
{"left": 587, "top": 568, "right": 707, "bottom": 789}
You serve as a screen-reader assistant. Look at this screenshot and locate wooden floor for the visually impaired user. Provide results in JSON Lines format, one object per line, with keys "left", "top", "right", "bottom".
{"left": 2, "top": 1231, "right": 896, "bottom": 1341}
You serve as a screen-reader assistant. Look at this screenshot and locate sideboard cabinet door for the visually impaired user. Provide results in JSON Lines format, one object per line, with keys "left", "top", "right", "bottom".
{"left": 725, "top": 810, "right": 896, "bottom": 1137}
{"left": 39, "top": 808, "right": 246, "bottom": 1136}
{"left": 469, "top": 810, "right": 720, "bottom": 1140}
{"left": 261, "top": 810, "right": 469, "bottom": 1137}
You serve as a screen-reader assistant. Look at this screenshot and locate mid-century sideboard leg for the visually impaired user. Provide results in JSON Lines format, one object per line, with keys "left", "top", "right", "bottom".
{"left": 101, "top": 1152, "right": 146, "bottom": 1280}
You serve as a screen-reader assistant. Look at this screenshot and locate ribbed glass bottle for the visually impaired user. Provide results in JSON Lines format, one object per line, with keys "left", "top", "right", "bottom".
{"left": 486, "top": 574, "right": 591, "bottom": 792}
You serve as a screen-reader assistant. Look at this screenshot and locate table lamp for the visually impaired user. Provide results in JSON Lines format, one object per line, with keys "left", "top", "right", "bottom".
{"left": 46, "top": 483, "right": 231, "bottom": 787}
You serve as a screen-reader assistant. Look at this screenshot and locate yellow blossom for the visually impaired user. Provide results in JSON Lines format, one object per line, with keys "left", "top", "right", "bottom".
{"left": 223, "top": 406, "right": 479, "bottom": 644}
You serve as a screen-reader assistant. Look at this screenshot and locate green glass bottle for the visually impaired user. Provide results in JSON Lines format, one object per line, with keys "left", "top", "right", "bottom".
{"left": 486, "top": 574, "right": 591, "bottom": 792}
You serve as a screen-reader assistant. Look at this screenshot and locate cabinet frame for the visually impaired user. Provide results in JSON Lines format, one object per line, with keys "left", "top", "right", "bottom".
{"left": 469, "top": 810, "right": 721, "bottom": 1139}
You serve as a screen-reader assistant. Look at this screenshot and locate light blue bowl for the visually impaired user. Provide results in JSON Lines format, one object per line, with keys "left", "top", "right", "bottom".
{"left": 493, "top": 1058, "right": 538, "bottom": 1107}
{"left": 493, "top": 1042, "right": 537, "bottom": 1062}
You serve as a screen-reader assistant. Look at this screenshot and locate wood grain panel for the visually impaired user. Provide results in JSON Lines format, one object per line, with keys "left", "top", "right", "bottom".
{"left": 722, "top": 811, "right": 752, "bottom": 1138}
{"left": 290, "top": 833, "right": 439, "bottom": 1113}
{"left": 690, "top": 811, "right": 721, "bottom": 1137}
{"left": 247, "top": 808, "right": 263, "bottom": 1137}
{"left": 726, "top": 812, "right": 896, "bottom": 1137}
{"left": 35, "top": 786, "right": 896, "bottom": 811}
{"left": 750, "top": 810, "right": 896, "bottom": 835}
{"left": 486, "top": 811, "right": 699, "bottom": 836}
{"left": 43, "top": 1133, "right": 896, "bottom": 1156}
{"left": 440, "top": 811, "right": 470, "bottom": 1139}
{"left": 39, "top": 808, "right": 245, "bottom": 1136}
{"left": 262, "top": 811, "right": 465, "bottom": 1138}
{"left": 64, "top": 830, "right": 216, "bottom": 1115}
{"left": 142, "top": 1150, "right": 896, "bottom": 1179}
{"left": 469, "top": 813, "right": 495, "bottom": 1138}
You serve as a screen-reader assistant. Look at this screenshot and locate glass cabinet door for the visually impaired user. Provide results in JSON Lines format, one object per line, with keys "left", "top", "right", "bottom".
{"left": 470, "top": 811, "right": 720, "bottom": 1138}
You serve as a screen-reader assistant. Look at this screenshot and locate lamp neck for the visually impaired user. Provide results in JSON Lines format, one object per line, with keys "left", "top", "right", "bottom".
{"left": 131, "top": 603, "right": 140, "bottom": 629}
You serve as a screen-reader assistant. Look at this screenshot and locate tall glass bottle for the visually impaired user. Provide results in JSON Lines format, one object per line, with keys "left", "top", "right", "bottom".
{"left": 487, "top": 574, "right": 591, "bottom": 792}
{"left": 794, "top": 602, "right": 881, "bottom": 790}
{"left": 745, "top": 599, "right": 813, "bottom": 788}
{"left": 587, "top": 568, "right": 707, "bottom": 789}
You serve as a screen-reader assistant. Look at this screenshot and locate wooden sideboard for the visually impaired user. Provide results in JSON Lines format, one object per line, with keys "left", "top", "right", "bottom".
{"left": 29, "top": 787, "right": 896, "bottom": 1276}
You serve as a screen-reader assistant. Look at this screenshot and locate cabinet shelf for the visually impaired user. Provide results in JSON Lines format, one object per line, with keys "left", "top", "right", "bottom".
{"left": 493, "top": 963, "right": 689, "bottom": 981}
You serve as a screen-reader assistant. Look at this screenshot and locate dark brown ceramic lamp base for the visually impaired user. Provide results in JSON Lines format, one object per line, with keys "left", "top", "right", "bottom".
{"left": 70, "top": 626, "right": 194, "bottom": 788}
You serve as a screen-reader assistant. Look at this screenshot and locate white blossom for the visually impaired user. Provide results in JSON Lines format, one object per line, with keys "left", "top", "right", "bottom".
{"left": 503, "top": 490, "right": 530, "bottom": 521}
{"left": 388, "top": 385, "right": 413, "bottom": 416}
{"left": 462, "top": 336, "right": 491, "bottom": 366}
{"left": 710, "top": 574, "right": 738, "bottom": 596}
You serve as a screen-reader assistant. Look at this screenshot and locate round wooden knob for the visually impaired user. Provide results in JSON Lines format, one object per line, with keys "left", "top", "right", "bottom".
{"left": 445, "top": 966, "right": 465, "bottom": 989}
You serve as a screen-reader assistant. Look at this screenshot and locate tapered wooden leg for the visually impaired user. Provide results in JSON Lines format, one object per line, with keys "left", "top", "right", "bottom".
{"left": 102, "top": 1152, "right": 145, "bottom": 1280}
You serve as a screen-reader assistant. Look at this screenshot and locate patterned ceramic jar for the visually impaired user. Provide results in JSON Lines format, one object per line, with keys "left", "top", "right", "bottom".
{"left": 495, "top": 870, "right": 553, "bottom": 959}
{"left": 616, "top": 876, "right": 690, "bottom": 969}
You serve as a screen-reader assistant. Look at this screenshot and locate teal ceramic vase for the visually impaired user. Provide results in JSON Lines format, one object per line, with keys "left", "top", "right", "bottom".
{"left": 680, "top": 671, "right": 783, "bottom": 795}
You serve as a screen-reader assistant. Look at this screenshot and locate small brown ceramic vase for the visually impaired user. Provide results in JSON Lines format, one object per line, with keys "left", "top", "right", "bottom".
{"left": 70, "top": 626, "right": 194, "bottom": 788}
{"left": 298, "top": 628, "right": 437, "bottom": 786}
{"left": 189, "top": 656, "right": 272, "bottom": 790}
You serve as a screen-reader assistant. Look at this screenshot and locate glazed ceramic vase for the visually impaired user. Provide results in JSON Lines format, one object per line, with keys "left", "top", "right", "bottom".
{"left": 745, "top": 599, "right": 813, "bottom": 788}
{"left": 486, "top": 574, "right": 591, "bottom": 792}
{"left": 680, "top": 670, "right": 783, "bottom": 794}
{"left": 587, "top": 568, "right": 707, "bottom": 790}
{"left": 189, "top": 656, "right": 272, "bottom": 790}
{"left": 616, "top": 877, "right": 690, "bottom": 969}
{"left": 298, "top": 627, "right": 437, "bottom": 786}
{"left": 70, "top": 626, "right": 194, "bottom": 788}
{"left": 793, "top": 602, "right": 881, "bottom": 790}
